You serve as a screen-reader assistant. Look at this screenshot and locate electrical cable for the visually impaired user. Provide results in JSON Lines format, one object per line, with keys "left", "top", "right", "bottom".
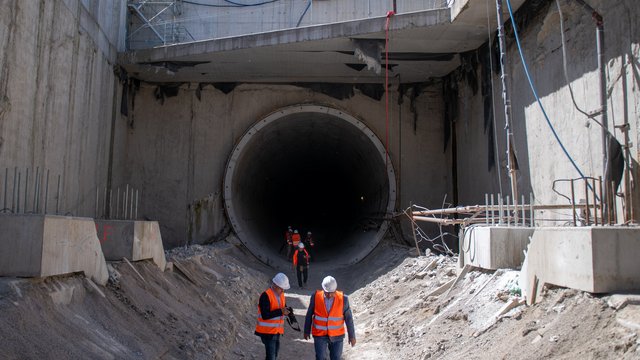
{"left": 505, "top": 0, "right": 588, "bottom": 181}
{"left": 296, "top": 0, "right": 311, "bottom": 27}
{"left": 556, "top": 0, "right": 605, "bottom": 128}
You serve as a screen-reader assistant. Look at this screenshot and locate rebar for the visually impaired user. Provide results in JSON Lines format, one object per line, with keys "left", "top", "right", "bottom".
{"left": 24, "top": 168, "right": 28, "bottom": 213}
{"left": 16, "top": 172, "right": 21, "bottom": 214}
{"left": 135, "top": 189, "right": 139, "bottom": 220}
{"left": 3, "top": 168, "right": 7, "bottom": 211}
{"left": 44, "top": 170, "right": 49, "bottom": 214}
{"left": 56, "top": 174, "right": 61, "bottom": 215}
{"left": 571, "top": 179, "right": 576, "bottom": 226}
{"left": 33, "top": 167, "right": 39, "bottom": 213}
{"left": 584, "top": 178, "right": 590, "bottom": 225}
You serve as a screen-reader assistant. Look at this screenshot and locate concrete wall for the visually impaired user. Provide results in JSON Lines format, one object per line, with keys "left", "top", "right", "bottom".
{"left": 454, "top": 0, "right": 640, "bottom": 223}
{"left": 122, "top": 83, "right": 448, "bottom": 248}
{"left": 127, "top": 0, "right": 446, "bottom": 48}
{"left": 0, "top": 0, "right": 127, "bottom": 217}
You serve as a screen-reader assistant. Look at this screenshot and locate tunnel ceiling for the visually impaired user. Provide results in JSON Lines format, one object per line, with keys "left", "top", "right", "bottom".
{"left": 224, "top": 105, "right": 395, "bottom": 267}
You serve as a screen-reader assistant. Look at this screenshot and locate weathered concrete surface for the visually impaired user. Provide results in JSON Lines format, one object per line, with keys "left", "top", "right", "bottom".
{"left": 453, "top": 0, "right": 640, "bottom": 223}
{"left": 0, "top": 0, "right": 126, "bottom": 218}
{"left": 122, "top": 83, "right": 447, "bottom": 254}
{"left": 0, "top": 215, "right": 108, "bottom": 285}
{"left": 521, "top": 227, "right": 640, "bottom": 303}
{"left": 96, "top": 220, "right": 166, "bottom": 271}
{"left": 460, "top": 226, "right": 533, "bottom": 270}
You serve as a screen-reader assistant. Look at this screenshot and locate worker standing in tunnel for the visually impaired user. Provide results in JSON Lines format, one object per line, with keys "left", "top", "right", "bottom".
{"left": 292, "top": 242, "right": 310, "bottom": 288}
{"left": 304, "top": 276, "right": 356, "bottom": 360}
{"left": 282, "top": 226, "right": 293, "bottom": 259}
{"left": 291, "top": 229, "right": 301, "bottom": 257}
{"left": 304, "top": 231, "right": 315, "bottom": 261}
{"left": 255, "top": 273, "right": 291, "bottom": 360}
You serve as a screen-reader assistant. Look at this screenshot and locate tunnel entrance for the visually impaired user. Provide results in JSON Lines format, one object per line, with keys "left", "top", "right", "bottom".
{"left": 223, "top": 105, "right": 396, "bottom": 267}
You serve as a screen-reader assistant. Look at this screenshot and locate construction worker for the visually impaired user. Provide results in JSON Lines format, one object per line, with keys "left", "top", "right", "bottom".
{"left": 304, "top": 276, "right": 356, "bottom": 360}
{"left": 255, "top": 273, "right": 291, "bottom": 360}
{"left": 292, "top": 242, "right": 310, "bottom": 288}
{"left": 282, "top": 226, "right": 293, "bottom": 258}
{"left": 304, "top": 231, "right": 315, "bottom": 261}
{"left": 291, "top": 229, "right": 301, "bottom": 256}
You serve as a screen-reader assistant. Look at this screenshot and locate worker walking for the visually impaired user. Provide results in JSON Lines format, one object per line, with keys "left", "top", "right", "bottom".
{"left": 292, "top": 242, "right": 310, "bottom": 288}
{"left": 281, "top": 226, "right": 293, "bottom": 258}
{"left": 291, "top": 229, "right": 301, "bottom": 250}
{"left": 304, "top": 231, "right": 315, "bottom": 261}
{"left": 255, "top": 273, "right": 291, "bottom": 360}
{"left": 304, "top": 276, "right": 356, "bottom": 360}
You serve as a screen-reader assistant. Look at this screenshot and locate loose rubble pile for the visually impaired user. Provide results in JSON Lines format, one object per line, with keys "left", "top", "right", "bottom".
{"left": 0, "top": 236, "right": 639, "bottom": 359}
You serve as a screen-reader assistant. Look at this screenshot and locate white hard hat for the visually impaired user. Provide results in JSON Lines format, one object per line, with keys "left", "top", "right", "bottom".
{"left": 307, "top": 231, "right": 312, "bottom": 235}
{"left": 272, "top": 273, "right": 290, "bottom": 290}
{"left": 322, "top": 276, "right": 337, "bottom": 292}
{"left": 298, "top": 242, "right": 305, "bottom": 249}
{"left": 294, "top": 230, "right": 299, "bottom": 234}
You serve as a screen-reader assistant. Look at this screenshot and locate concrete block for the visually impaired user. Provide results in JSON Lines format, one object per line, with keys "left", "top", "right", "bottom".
{"left": 521, "top": 227, "right": 640, "bottom": 302}
{"left": 460, "top": 226, "right": 534, "bottom": 270}
{"left": 0, "top": 214, "right": 108, "bottom": 285}
{"left": 95, "top": 220, "right": 166, "bottom": 271}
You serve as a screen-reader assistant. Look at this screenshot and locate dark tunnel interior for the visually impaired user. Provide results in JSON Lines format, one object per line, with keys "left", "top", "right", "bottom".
{"left": 225, "top": 107, "right": 394, "bottom": 266}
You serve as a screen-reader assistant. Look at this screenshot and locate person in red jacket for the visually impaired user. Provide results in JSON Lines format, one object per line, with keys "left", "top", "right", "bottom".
{"left": 255, "top": 273, "right": 291, "bottom": 360}
{"left": 292, "top": 242, "right": 310, "bottom": 288}
{"left": 303, "top": 276, "right": 356, "bottom": 360}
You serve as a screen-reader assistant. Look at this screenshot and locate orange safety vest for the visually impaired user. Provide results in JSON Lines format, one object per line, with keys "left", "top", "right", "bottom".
{"left": 291, "top": 233, "right": 301, "bottom": 246}
{"left": 311, "top": 290, "right": 345, "bottom": 337}
{"left": 255, "top": 288, "right": 285, "bottom": 335}
{"left": 292, "top": 249, "right": 310, "bottom": 266}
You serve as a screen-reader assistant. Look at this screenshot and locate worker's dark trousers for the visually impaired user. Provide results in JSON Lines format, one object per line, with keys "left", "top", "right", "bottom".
{"left": 296, "top": 266, "right": 308, "bottom": 287}
{"left": 259, "top": 333, "right": 280, "bottom": 360}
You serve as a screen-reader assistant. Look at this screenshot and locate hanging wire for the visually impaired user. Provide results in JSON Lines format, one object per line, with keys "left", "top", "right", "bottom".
{"left": 505, "top": 0, "right": 589, "bottom": 182}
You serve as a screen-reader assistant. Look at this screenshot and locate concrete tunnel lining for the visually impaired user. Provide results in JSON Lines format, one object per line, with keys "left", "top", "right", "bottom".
{"left": 224, "top": 105, "right": 396, "bottom": 267}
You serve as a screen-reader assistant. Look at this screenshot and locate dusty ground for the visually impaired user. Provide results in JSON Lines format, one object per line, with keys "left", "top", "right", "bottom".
{"left": 0, "top": 234, "right": 639, "bottom": 359}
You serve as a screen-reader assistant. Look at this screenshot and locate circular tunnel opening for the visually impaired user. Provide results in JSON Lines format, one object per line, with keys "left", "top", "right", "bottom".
{"left": 224, "top": 105, "right": 396, "bottom": 267}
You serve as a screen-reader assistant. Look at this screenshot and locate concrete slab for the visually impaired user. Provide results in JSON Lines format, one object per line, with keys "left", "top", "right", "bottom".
{"left": 95, "top": 220, "right": 166, "bottom": 271}
{"left": 0, "top": 214, "right": 108, "bottom": 285}
{"left": 460, "top": 226, "right": 534, "bottom": 270}
{"left": 521, "top": 227, "right": 640, "bottom": 303}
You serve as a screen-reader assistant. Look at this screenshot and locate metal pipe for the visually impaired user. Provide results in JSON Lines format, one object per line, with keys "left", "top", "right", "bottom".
{"left": 16, "top": 172, "right": 20, "bottom": 214}
{"left": 44, "top": 170, "right": 49, "bottom": 214}
{"left": 584, "top": 178, "right": 590, "bottom": 225}
{"left": 598, "top": 176, "right": 605, "bottom": 224}
{"left": 130, "top": 187, "right": 134, "bottom": 220}
{"left": 495, "top": 0, "right": 519, "bottom": 222}
{"left": 506, "top": 195, "right": 511, "bottom": 226}
{"left": 498, "top": 194, "right": 503, "bottom": 225}
{"left": 611, "top": 181, "right": 617, "bottom": 224}
{"left": 116, "top": 188, "right": 120, "bottom": 219}
{"left": 571, "top": 179, "right": 576, "bottom": 226}
{"left": 3, "top": 168, "right": 7, "bottom": 211}
{"left": 592, "top": 177, "right": 598, "bottom": 226}
{"left": 56, "top": 174, "right": 61, "bottom": 215}
{"left": 491, "top": 193, "right": 495, "bottom": 225}
{"left": 529, "top": 193, "right": 534, "bottom": 226}
{"left": 12, "top": 167, "right": 16, "bottom": 212}
{"left": 95, "top": 187, "right": 99, "bottom": 219}
{"left": 24, "top": 168, "right": 28, "bottom": 213}
{"left": 520, "top": 194, "right": 527, "bottom": 226}
{"left": 485, "top": 193, "right": 489, "bottom": 225}
{"left": 135, "top": 189, "right": 139, "bottom": 220}
{"left": 33, "top": 167, "right": 39, "bottom": 212}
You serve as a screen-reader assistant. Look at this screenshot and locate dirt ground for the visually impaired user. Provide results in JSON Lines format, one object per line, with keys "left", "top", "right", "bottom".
{"left": 0, "top": 234, "right": 639, "bottom": 359}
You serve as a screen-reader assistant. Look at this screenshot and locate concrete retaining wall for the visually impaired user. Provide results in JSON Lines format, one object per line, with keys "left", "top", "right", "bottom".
{"left": 521, "top": 227, "right": 640, "bottom": 300}
{"left": 460, "top": 226, "right": 533, "bottom": 270}
{"left": 96, "top": 220, "right": 167, "bottom": 271}
{"left": 0, "top": 214, "right": 108, "bottom": 285}
{"left": 453, "top": 0, "right": 640, "bottom": 223}
{"left": 0, "top": 0, "right": 127, "bottom": 218}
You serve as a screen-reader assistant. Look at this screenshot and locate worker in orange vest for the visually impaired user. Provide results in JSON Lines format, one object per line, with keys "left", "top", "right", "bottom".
{"left": 303, "top": 276, "right": 356, "bottom": 360}
{"left": 290, "top": 229, "right": 301, "bottom": 260}
{"left": 255, "top": 273, "right": 291, "bottom": 360}
{"left": 292, "top": 242, "right": 310, "bottom": 288}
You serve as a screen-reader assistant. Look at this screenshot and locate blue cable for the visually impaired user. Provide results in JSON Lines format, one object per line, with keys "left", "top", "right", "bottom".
{"left": 505, "top": 0, "right": 588, "bottom": 181}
